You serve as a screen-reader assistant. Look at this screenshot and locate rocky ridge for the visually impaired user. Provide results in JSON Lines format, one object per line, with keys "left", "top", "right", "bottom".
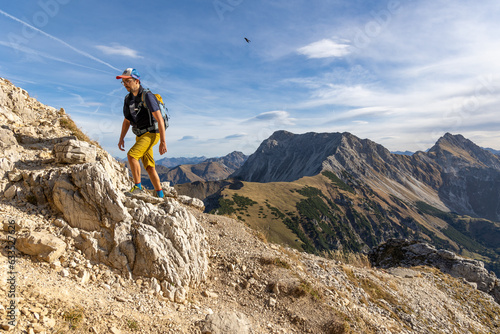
{"left": 0, "top": 78, "right": 208, "bottom": 294}
{"left": 1, "top": 77, "right": 500, "bottom": 333}
{"left": 370, "top": 239, "right": 500, "bottom": 304}
{"left": 232, "top": 130, "right": 500, "bottom": 221}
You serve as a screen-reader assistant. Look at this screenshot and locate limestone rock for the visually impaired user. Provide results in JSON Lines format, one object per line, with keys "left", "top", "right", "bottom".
{"left": 7, "top": 169, "right": 23, "bottom": 182}
{"left": 370, "top": 239, "right": 500, "bottom": 303}
{"left": 0, "top": 127, "right": 18, "bottom": 149}
{"left": 178, "top": 195, "right": 205, "bottom": 210}
{"left": 52, "top": 163, "right": 130, "bottom": 231}
{"left": 3, "top": 185, "right": 17, "bottom": 200}
{"left": 201, "top": 311, "right": 252, "bottom": 334}
{"left": 131, "top": 208, "right": 208, "bottom": 287}
{"left": 174, "top": 287, "right": 187, "bottom": 304}
{"left": 161, "top": 182, "right": 178, "bottom": 197}
{"left": 48, "top": 159, "right": 208, "bottom": 288}
{"left": 54, "top": 139, "right": 96, "bottom": 164}
{"left": 16, "top": 232, "right": 66, "bottom": 263}
{"left": 0, "top": 158, "right": 14, "bottom": 175}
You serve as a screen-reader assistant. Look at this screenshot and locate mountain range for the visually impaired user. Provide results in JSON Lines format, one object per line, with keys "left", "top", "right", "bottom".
{"left": 232, "top": 131, "right": 500, "bottom": 221}
{"left": 175, "top": 130, "right": 500, "bottom": 276}
{"left": 124, "top": 151, "right": 248, "bottom": 188}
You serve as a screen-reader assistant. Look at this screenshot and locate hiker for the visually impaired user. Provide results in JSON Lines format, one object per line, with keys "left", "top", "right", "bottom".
{"left": 117, "top": 68, "right": 167, "bottom": 198}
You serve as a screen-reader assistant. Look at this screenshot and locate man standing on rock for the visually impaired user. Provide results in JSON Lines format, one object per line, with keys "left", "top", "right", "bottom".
{"left": 117, "top": 68, "right": 167, "bottom": 198}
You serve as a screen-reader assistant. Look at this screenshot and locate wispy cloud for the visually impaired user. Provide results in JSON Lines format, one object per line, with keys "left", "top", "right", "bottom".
{"left": 0, "top": 9, "right": 120, "bottom": 71}
{"left": 246, "top": 111, "right": 296, "bottom": 126}
{"left": 70, "top": 93, "right": 103, "bottom": 107}
{"left": 179, "top": 135, "right": 198, "bottom": 141}
{"left": 0, "top": 40, "right": 115, "bottom": 75}
{"left": 95, "top": 43, "right": 143, "bottom": 59}
{"left": 225, "top": 133, "right": 246, "bottom": 139}
{"left": 297, "top": 39, "right": 351, "bottom": 58}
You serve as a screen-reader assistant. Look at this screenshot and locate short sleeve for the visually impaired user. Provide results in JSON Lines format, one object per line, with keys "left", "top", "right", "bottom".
{"left": 145, "top": 92, "right": 160, "bottom": 113}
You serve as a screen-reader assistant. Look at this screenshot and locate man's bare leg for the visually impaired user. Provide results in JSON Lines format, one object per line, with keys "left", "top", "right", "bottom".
{"left": 146, "top": 165, "right": 162, "bottom": 191}
{"left": 127, "top": 155, "right": 142, "bottom": 185}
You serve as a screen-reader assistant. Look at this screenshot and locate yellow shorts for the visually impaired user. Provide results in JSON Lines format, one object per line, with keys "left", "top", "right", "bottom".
{"left": 127, "top": 132, "right": 160, "bottom": 169}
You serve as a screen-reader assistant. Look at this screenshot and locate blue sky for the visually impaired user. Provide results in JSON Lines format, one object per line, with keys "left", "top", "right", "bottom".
{"left": 1, "top": 0, "right": 500, "bottom": 158}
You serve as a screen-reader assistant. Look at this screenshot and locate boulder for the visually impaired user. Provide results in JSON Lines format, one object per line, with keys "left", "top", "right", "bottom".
{"left": 16, "top": 232, "right": 66, "bottom": 263}
{"left": 7, "top": 169, "right": 23, "bottom": 182}
{"left": 0, "top": 127, "right": 17, "bottom": 148}
{"left": 178, "top": 195, "right": 205, "bottom": 210}
{"left": 52, "top": 163, "right": 130, "bottom": 231}
{"left": 3, "top": 185, "right": 17, "bottom": 200}
{"left": 129, "top": 199, "right": 208, "bottom": 287}
{"left": 49, "top": 159, "right": 208, "bottom": 288}
{"left": 201, "top": 311, "right": 252, "bottom": 334}
{"left": 54, "top": 139, "right": 96, "bottom": 164}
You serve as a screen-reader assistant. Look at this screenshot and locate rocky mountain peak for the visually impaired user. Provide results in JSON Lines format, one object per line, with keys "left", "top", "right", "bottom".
{"left": 205, "top": 151, "right": 248, "bottom": 170}
{"left": 232, "top": 131, "right": 344, "bottom": 182}
{"left": 428, "top": 133, "right": 500, "bottom": 170}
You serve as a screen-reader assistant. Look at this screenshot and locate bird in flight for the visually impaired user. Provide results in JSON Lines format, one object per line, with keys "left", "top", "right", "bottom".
{"left": 244, "top": 38, "right": 251, "bottom": 43}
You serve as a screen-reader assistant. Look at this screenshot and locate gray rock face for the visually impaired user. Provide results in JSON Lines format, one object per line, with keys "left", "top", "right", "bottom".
{"left": 205, "top": 151, "right": 248, "bottom": 170}
{"left": 370, "top": 239, "right": 500, "bottom": 304}
{"left": 232, "top": 131, "right": 343, "bottom": 183}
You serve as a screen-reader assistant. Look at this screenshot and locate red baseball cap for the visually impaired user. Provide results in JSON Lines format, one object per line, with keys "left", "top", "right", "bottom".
{"left": 116, "top": 68, "right": 140, "bottom": 80}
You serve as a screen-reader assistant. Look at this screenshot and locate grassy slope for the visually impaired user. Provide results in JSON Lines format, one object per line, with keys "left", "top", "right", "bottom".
{"left": 213, "top": 172, "right": 500, "bottom": 275}
{"left": 219, "top": 180, "right": 306, "bottom": 249}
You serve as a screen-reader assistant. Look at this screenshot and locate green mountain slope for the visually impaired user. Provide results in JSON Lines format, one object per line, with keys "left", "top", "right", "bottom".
{"left": 208, "top": 171, "right": 500, "bottom": 276}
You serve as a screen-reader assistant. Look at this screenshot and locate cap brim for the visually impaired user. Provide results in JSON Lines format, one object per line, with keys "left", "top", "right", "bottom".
{"left": 116, "top": 75, "right": 132, "bottom": 79}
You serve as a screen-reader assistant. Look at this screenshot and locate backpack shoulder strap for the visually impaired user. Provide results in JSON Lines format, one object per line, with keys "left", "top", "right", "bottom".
{"left": 141, "top": 88, "right": 151, "bottom": 111}
{"left": 124, "top": 92, "right": 132, "bottom": 103}
{"left": 123, "top": 93, "right": 132, "bottom": 117}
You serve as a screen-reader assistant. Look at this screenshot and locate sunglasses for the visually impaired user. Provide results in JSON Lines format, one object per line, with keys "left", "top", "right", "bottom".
{"left": 121, "top": 78, "right": 136, "bottom": 85}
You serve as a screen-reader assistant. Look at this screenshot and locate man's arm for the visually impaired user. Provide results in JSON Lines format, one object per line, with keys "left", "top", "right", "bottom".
{"left": 152, "top": 110, "right": 167, "bottom": 155}
{"left": 118, "top": 118, "right": 131, "bottom": 151}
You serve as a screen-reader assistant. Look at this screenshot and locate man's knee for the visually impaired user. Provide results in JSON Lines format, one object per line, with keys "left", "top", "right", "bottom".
{"left": 146, "top": 165, "right": 155, "bottom": 173}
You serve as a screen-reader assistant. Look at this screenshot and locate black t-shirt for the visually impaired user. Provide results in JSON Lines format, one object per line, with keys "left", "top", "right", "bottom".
{"left": 123, "top": 86, "right": 160, "bottom": 133}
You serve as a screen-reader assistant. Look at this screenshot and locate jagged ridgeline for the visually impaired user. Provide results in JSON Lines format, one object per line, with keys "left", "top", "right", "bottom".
{"left": 199, "top": 130, "right": 500, "bottom": 276}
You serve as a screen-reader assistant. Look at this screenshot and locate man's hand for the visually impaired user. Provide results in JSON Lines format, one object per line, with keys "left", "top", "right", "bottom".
{"left": 119, "top": 119, "right": 130, "bottom": 152}
{"left": 159, "top": 141, "right": 167, "bottom": 155}
{"left": 118, "top": 139, "right": 125, "bottom": 151}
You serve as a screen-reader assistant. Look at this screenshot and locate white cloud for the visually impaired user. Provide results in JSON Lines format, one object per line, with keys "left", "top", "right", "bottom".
{"left": 247, "top": 110, "right": 296, "bottom": 126}
{"left": 95, "top": 43, "right": 143, "bottom": 59}
{"left": 297, "top": 39, "right": 351, "bottom": 59}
